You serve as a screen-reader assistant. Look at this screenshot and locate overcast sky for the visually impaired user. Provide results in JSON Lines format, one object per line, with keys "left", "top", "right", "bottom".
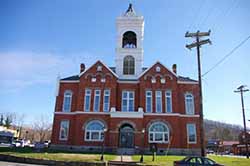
{"left": 0, "top": 0, "right": 249, "bottom": 126}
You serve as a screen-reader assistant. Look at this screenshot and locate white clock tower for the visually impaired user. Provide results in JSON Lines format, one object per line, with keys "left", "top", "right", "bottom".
{"left": 115, "top": 4, "right": 144, "bottom": 79}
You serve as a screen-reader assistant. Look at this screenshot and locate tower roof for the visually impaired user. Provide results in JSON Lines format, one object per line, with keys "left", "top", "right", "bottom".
{"left": 124, "top": 3, "right": 136, "bottom": 16}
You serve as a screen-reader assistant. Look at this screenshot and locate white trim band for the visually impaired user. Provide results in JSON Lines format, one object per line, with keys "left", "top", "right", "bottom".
{"left": 54, "top": 111, "right": 200, "bottom": 118}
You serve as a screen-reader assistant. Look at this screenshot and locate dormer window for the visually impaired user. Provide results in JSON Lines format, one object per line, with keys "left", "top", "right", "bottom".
{"left": 122, "top": 31, "right": 137, "bottom": 48}
{"left": 123, "top": 55, "right": 135, "bottom": 75}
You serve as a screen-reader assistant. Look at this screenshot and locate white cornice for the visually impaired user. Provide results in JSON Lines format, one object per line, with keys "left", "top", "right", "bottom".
{"left": 117, "top": 80, "right": 139, "bottom": 84}
{"left": 110, "top": 111, "right": 144, "bottom": 118}
{"left": 144, "top": 113, "right": 199, "bottom": 117}
{"left": 54, "top": 111, "right": 200, "bottom": 118}
{"left": 54, "top": 111, "right": 110, "bottom": 115}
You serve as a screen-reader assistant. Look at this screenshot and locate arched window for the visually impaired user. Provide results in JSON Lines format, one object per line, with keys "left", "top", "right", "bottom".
{"left": 62, "top": 90, "right": 72, "bottom": 112}
{"left": 185, "top": 93, "right": 194, "bottom": 115}
{"left": 85, "top": 120, "right": 105, "bottom": 141}
{"left": 149, "top": 122, "right": 169, "bottom": 143}
{"left": 122, "top": 31, "right": 137, "bottom": 48}
{"left": 123, "top": 55, "right": 135, "bottom": 75}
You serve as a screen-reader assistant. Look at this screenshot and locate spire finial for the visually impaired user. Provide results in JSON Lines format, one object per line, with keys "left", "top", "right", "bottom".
{"left": 125, "top": 3, "right": 136, "bottom": 16}
{"left": 126, "top": 3, "right": 133, "bottom": 13}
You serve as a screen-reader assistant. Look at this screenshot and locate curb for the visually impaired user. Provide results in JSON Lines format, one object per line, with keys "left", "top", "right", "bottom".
{"left": 0, "top": 154, "right": 106, "bottom": 166}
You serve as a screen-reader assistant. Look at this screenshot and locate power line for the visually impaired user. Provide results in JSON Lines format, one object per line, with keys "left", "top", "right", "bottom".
{"left": 202, "top": 35, "right": 250, "bottom": 77}
{"left": 212, "top": 0, "right": 240, "bottom": 33}
{"left": 188, "top": 0, "right": 207, "bottom": 30}
{"left": 198, "top": 2, "right": 217, "bottom": 29}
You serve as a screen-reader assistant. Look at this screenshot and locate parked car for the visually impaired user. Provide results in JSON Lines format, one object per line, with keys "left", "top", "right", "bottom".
{"left": 34, "top": 142, "right": 45, "bottom": 149}
{"left": 11, "top": 140, "right": 24, "bottom": 147}
{"left": 206, "top": 150, "right": 214, "bottom": 154}
{"left": 174, "top": 156, "right": 224, "bottom": 166}
{"left": 43, "top": 140, "right": 50, "bottom": 148}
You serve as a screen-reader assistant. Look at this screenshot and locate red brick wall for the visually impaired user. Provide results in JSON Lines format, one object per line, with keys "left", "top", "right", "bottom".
{"left": 51, "top": 61, "right": 201, "bottom": 150}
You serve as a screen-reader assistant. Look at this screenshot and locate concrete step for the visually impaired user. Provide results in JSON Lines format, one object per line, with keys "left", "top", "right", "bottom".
{"left": 116, "top": 148, "right": 135, "bottom": 155}
{"left": 108, "top": 161, "right": 138, "bottom": 166}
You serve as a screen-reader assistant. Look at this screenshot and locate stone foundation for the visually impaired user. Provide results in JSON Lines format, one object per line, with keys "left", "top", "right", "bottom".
{"left": 50, "top": 144, "right": 201, "bottom": 156}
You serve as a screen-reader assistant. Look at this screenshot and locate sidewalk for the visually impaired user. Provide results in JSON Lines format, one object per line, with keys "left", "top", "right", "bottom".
{"left": 114, "top": 155, "right": 132, "bottom": 162}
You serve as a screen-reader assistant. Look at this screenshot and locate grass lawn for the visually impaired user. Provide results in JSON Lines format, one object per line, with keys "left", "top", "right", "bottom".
{"left": 132, "top": 154, "right": 250, "bottom": 166}
{"left": 0, "top": 147, "right": 116, "bottom": 162}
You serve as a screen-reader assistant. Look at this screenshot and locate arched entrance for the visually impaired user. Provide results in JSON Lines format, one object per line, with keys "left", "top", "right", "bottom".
{"left": 119, "top": 124, "right": 134, "bottom": 148}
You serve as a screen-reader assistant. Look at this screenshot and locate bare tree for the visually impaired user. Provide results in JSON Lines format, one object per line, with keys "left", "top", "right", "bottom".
{"left": 32, "top": 114, "right": 52, "bottom": 142}
{"left": 0, "top": 112, "right": 16, "bottom": 129}
{"left": 14, "top": 113, "right": 25, "bottom": 139}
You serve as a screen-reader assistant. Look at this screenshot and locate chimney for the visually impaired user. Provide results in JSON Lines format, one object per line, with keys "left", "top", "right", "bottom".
{"left": 172, "top": 64, "right": 177, "bottom": 74}
{"left": 80, "top": 63, "right": 85, "bottom": 73}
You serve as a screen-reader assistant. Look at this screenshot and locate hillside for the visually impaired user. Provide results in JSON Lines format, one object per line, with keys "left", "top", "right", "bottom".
{"left": 204, "top": 119, "right": 243, "bottom": 141}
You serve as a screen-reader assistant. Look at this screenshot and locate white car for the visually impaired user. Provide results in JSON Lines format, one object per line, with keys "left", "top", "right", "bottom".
{"left": 12, "top": 141, "right": 24, "bottom": 147}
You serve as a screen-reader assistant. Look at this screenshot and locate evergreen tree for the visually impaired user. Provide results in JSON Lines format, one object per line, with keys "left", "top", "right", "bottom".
{"left": 0, "top": 115, "right": 3, "bottom": 126}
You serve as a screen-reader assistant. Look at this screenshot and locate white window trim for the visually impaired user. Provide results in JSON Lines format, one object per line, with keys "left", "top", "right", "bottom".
{"left": 123, "top": 55, "right": 135, "bottom": 75}
{"left": 185, "top": 93, "right": 195, "bottom": 115}
{"left": 59, "top": 120, "right": 69, "bottom": 141}
{"left": 84, "top": 89, "right": 91, "bottom": 112}
{"left": 122, "top": 91, "right": 135, "bottom": 112}
{"left": 103, "top": 89, "right": 110, "bottom": 112}
{"left": 155, "top": 91, "right": 162, "bottom": 113}
{"left": 62, "top": 90, "right": 72, "bottom": 112}
{"left": 148, "top": 122, "right": 169, "bottom": 143}
{"left": 93, "top": 89, "right": 101, "bottom": 112}
{"left": 165, "top": 90, "right": 172, "bottom": 113}
{"left": 84, "top": 120, "right": 105, "bottom": 142}
{"left": 187, "top": 123, "right": 197, "bottom": 144}
{"left": 145, "top": 90, "right": 152, "bottom": 113}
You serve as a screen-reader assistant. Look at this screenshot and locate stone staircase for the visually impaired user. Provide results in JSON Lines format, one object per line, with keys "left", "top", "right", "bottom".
{"left": 116, "top": 148, "right": 135, "bottom": 155}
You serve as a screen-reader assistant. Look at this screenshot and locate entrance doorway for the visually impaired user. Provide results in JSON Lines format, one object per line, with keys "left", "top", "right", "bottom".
{"left": 119, "top": 124, "right": 134, "bottom": 148}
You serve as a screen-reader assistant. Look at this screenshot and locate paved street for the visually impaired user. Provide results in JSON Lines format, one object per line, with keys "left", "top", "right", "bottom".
{"left": 0, "top": 161, "right": 45, "bottom": 166}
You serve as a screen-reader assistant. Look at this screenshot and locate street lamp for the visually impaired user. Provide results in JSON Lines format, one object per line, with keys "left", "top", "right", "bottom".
{"left": 140, "top": 128, "right": 145, "bottom": 163}
{"left": 100, "top": 128, "right": 107, "bottom": 161}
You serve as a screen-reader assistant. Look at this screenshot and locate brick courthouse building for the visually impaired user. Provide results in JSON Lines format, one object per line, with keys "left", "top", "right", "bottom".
{"left": 51, "top": 4, "right": 201, "bottom": 155}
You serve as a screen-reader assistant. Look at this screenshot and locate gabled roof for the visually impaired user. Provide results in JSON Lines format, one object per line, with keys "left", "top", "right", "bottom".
{"left": 138, "top": 61, "right": 178, "bottom": 79}
{"left": 61, "top": 75, "right": 79, "bottom": 81}
{"left": 79, "top": 60, "right": 118, "bottom": 78}
{"left": 178, "top": 76, "right": 198, "bottom": 83}
{"left": 60, "top": 61, "right": 197, "bottom": 83}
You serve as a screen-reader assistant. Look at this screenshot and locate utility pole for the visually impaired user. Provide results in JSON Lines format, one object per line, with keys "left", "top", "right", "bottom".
{"left": 185, "top": 30, "right": 211, "bottom": 157}
{"left": 234, "top": 85, "right": 249, "bottom": 159}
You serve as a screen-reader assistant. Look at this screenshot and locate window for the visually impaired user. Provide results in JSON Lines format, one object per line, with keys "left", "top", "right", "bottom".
{"left": 84, "top": 89, "right": 91, "bottom": 112}
{"left": 155, "top": 91, "right": 162, "bottom": 113}
{"left": 185, "top": 93, "right": 194, "bottom": 114}
{"left": 85, "top": 120, "right": 105, "bottom": 141}
{"left": 187, "top": 123, "right": 197, "bottom": 143}
{"left": 97, "top": 65, "right": 102, "bottom": 71}
{"left": 165, "top": 90, "right": 172, "bottom": 113}
{"left": 62, "top": 90, "right": 72, "bottom": 112}
{"left": 122, "top": 91, "right": 134, "bottom": 112}
{"left": 123, "top": 56, "right": 135, "bottom": 75}
{"left": 203, "top": 158, "right": 216, "bottom": 165}
{"left": 59, "top": 120, "right": 69, "bottom": 140}
{"left": 94, "top": 90, "right": 101, "bottom": 112}
{"left": 122, "top": 31, "right": 137, "bottom": 48}
{"left": 149, "top": 122, "right": 169, "bottom": 143}
{"left": 145, "top": 91, "right": 152, "bottom": 113}
{"left": 156, "top": 66, "right": 161, "bottom": 72}
{"left": 103, "top": 90, "right": 110, "bottom": 112}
